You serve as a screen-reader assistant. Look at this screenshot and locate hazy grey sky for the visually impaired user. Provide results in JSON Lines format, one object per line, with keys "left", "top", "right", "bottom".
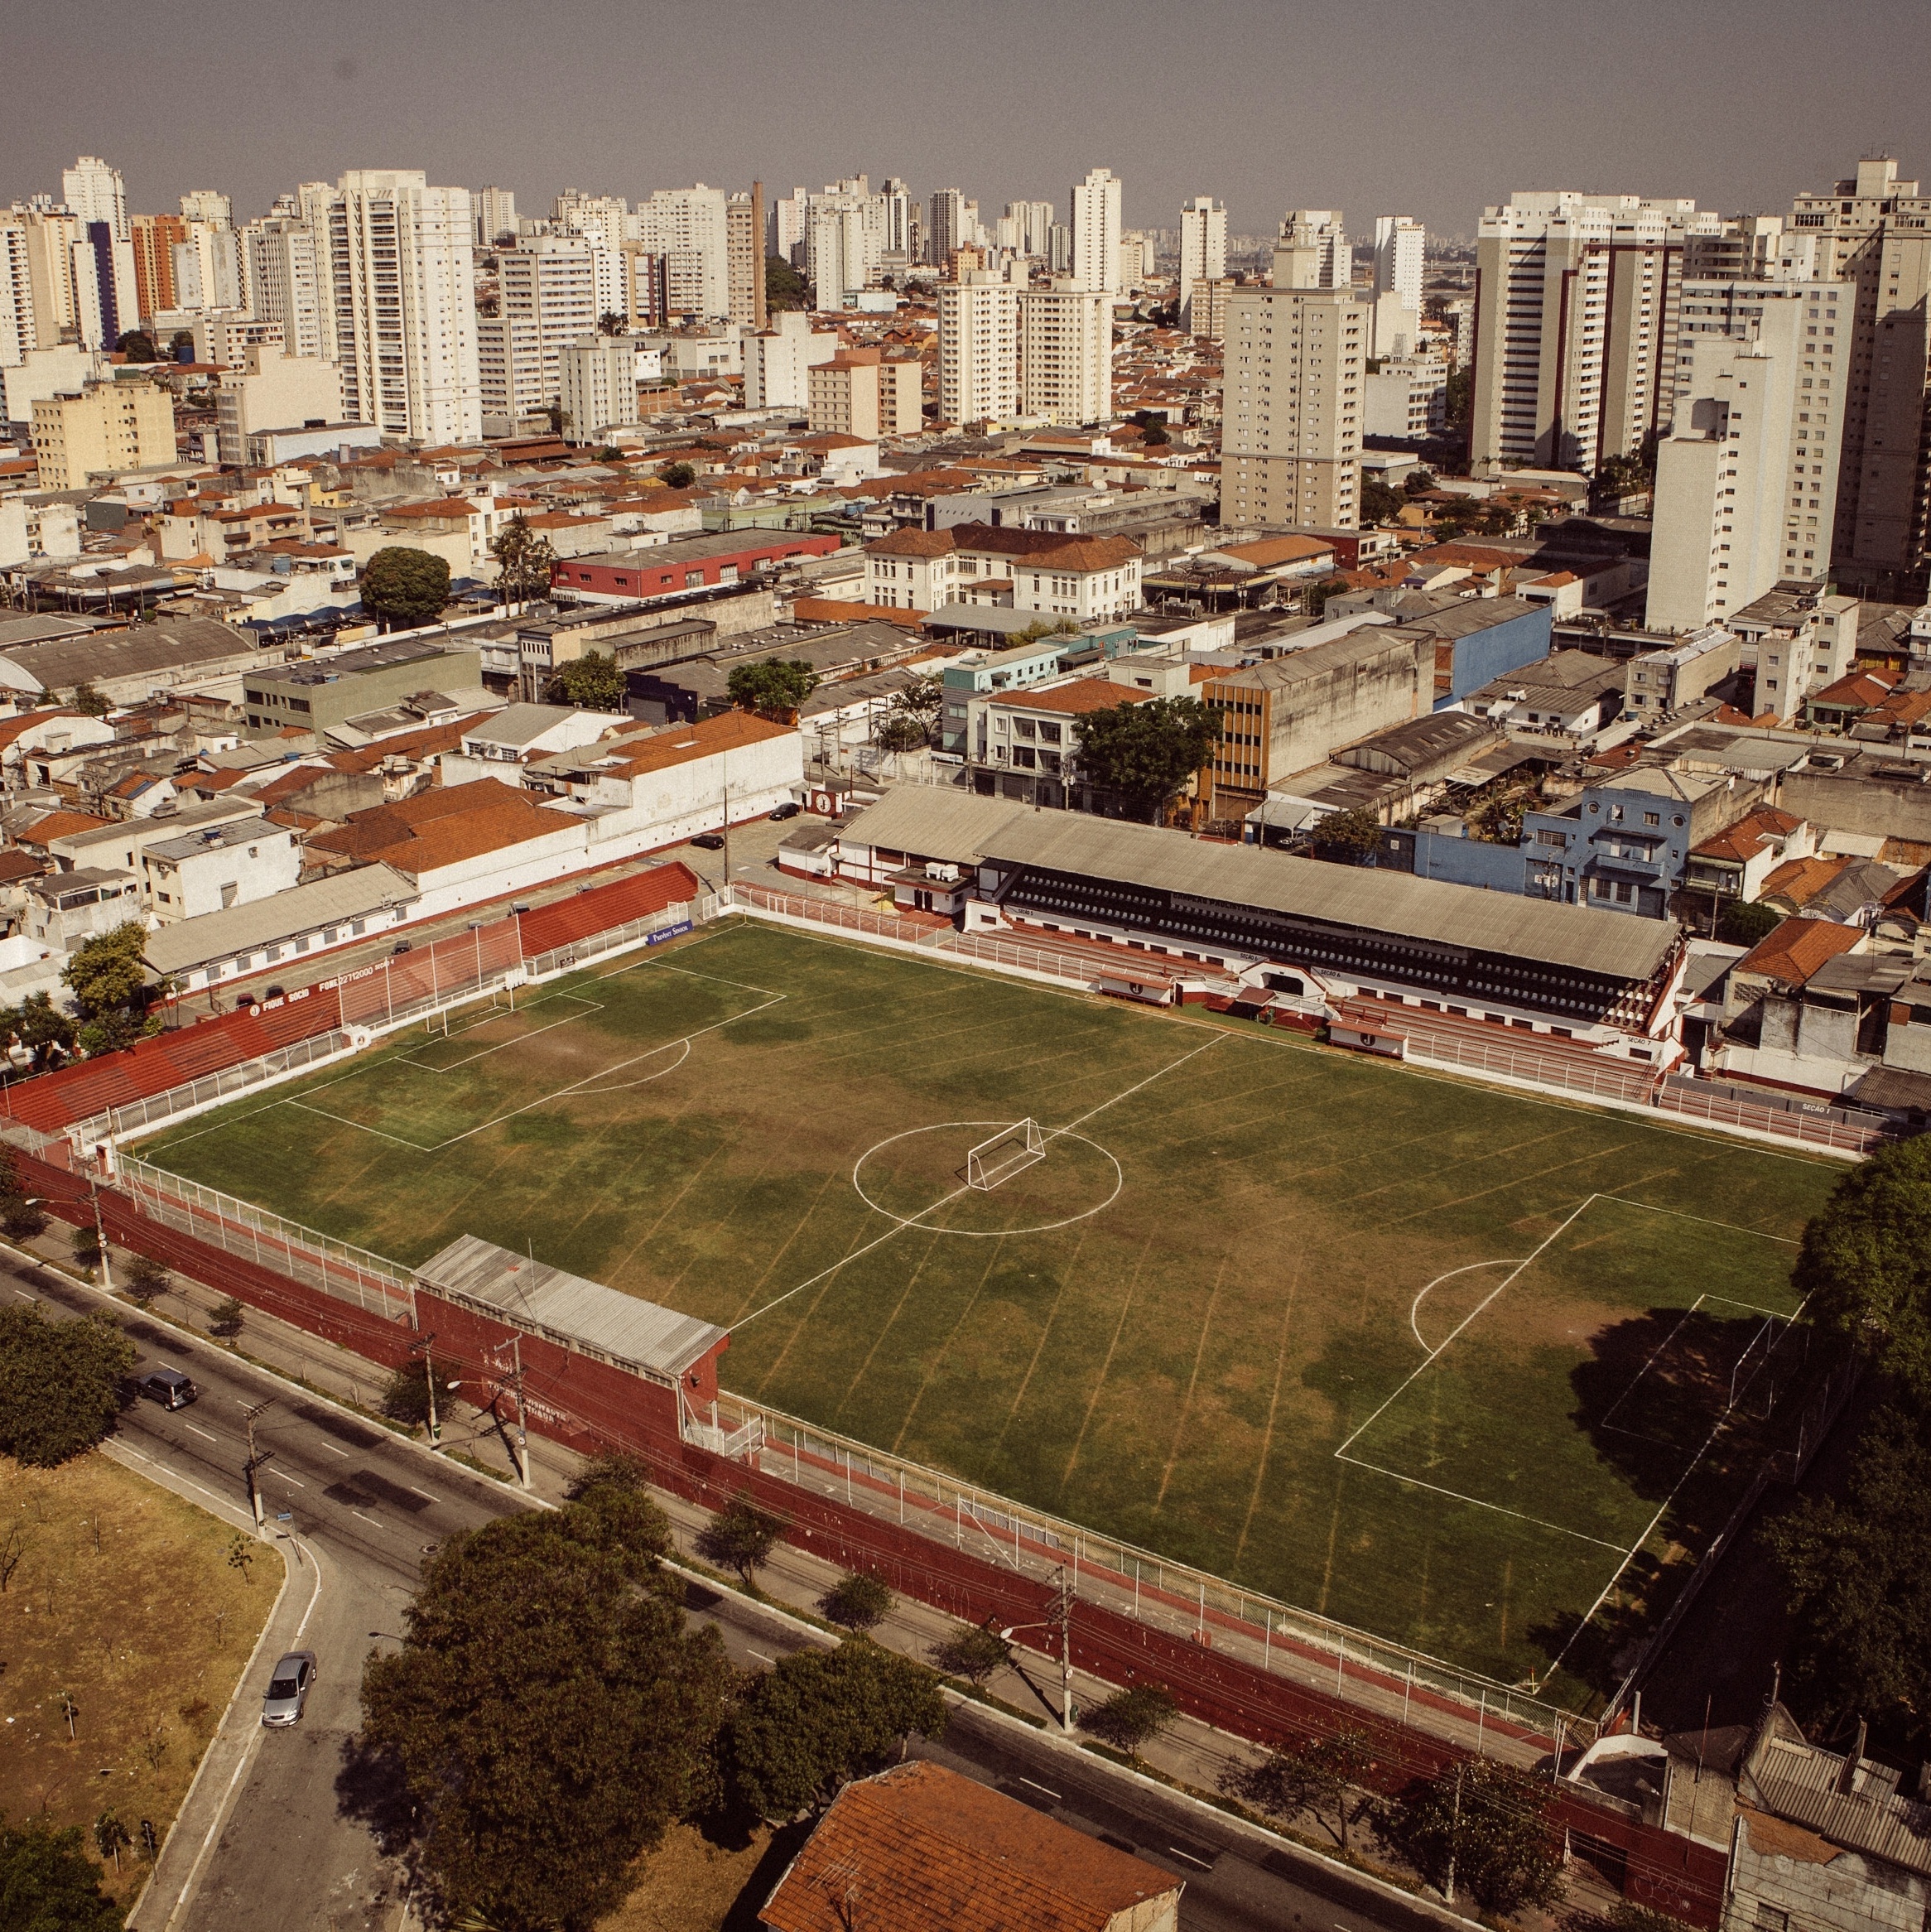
{"left": 7, "top": 0, "right": 1929, "bottom": 239}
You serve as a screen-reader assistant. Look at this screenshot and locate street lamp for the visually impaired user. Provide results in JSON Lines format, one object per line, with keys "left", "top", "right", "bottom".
{"left": 999, "top": 1564, "right": 1075, "bottom": 1731}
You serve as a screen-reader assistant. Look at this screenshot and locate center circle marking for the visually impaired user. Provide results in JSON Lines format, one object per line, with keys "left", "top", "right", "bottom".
{"left": 851, "top": 1119, "right": 1123, "bottom": 1237}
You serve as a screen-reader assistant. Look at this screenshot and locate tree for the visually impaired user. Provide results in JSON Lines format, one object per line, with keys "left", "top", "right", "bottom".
{"left": 489, "top": 517, "right": 557, "bottom": 612}
{"left": 726, "top": 660, "right": 818, "bottom": 715}
{"left": 0, "top": 1146, "right": 47, "bottom": 1243}
{"left": 168, "top": 330, "right": 195, "bottom": 360}
{"left": 1381, "top": 1759, "right": 1565, "bottom": 1915}
{"left": 225, "top": 1535, "right": 254, "bottom": 1584}
{"left": 766, "top": 255, "right": 809, "bottom": 312}
{"left": 379, "top": 1364, "right": 432, "bottom": 1428}
{"left": 820, "top": 1572, "right": 893, "bottom": 1634}
{"left": 927, "top": 1621, "right": 1010, "bottom": 1689}
{"left": 1717, "top": 899, "right": 1783, "bottom": 948}
{"left": 1360, "top": 476, "right": 1404, "bottom": 524}
{"left": 1442, "top": 366, "right": 1472, "bottom": 430}
{"left": 12, "top": 991, "right": 77, "bottom": 1069}
{"left": 1792, "top": 1135, "right": 1931, "bottom": 1401}
{"left": 892, "top": 672, "right": 946, "bottom": 729}
{"left": 1302, "top": 576, "right": 1344, "bottom": 619}
{"left": 1761, "top": 1407, "right": 1931, "bottom": 1743}
{"left": 0, "top": 1813, "right": 124, "bottom": 1931}
{"left": 91, "top": 1809, "right": 131, "bottom": 1875}
{"left": 68, "top": 682, "right": 111, "bottom": 718}
{"left": 116, "top": 330, "right": 159, "bottom": 363}
{"left": 1310, "top": 805, "right": 1383, "bottom": 866}
{"left": 547, "top": 402, "right": 573, "bottom": 439}
{"left": 1222, "top": 1729, "right": 1374, "bottom": 1853}
{"left": 598, "top": 311, "right": 628, "bottom": 336}
{"left": 360, "top": 547, "right": 451, "bottom": 632}
{"left": 361, "top": 1491, "right": 730, "bottom": 1932}
{"left": 71, "top": 1223, "right": 102, "bottom": 1274}
{"left": 727, "top": 1640, "right": 946, "bottom": 1819}
{"left": 873, "top": 713, "right": 927, "bottom": 754}
{"left": 1403, "top": 468, "right": 1437, "bottom": 496}
{"left": 658, "top": 460, "right": 698, "bottom": 490}
{"left": 123, "top": 1251, "right": 169, "bottom": 1308}
{"left": 209, "top": 1296, "right": 244, "bottom": 1338}
{"left": 544, "top": 651, "right": 627, "bottom": 712}
{"left": 0, "top": 1303, "right": 135, "bottom": 1467}
{"left": 695, "top": 1494, "right": 786, "bottom": 1589}
{"left": 1073, "top": 696, "right": 1224, "bottom": 823}
{"left": 1081, "top": 1683, "right": 1177, "bottom": 1760}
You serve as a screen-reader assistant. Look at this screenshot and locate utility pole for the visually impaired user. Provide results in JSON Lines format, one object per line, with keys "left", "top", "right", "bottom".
{"left": 88, "top": 1168, "right": 113, "bottom": 1292}
{"left": 242, "top": 1398, "right": 274, "bottom": 1529}
{"left": 494, "top": 1337, "right": 531, "bottom": 1487}
{"left": 1443, "top": 1760, "right": 1463, "bottom": 1906}
{"left": 1055, "top": 1563, "right": 1074, "bottom": 1732}
{"left": 720, "top": 755, "right": 732, "bottom": 894}
{"left": 411, "top": 1332, "right": 441, "bottom": 1443}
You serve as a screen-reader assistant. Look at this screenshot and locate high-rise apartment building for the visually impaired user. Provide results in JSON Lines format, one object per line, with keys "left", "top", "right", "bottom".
{"left": 1783, "top": 156, "right": 1931, "bottom": 589}
{"left": 214, "top": 342, "right": 342, "bottom": 464}
{"left": 311, "top": 170, "right": 480, "bottom": 443}
{"left": 1683, "top": 214, "right": 1785, "bottom": 282}
{"left": 31, "top": 376, "right": 174, "bottom": 487}
{"left": 1018, "top": 281, "right": 1111, "bottom": 425}
{"left": 243, "top": 215, "right": 325, "bottom": 358}
{"left": 725, "top": 185, "right": 768, "bottom": 328}
{"left": 635, "top": 185, "right": 730, "bottom": 321}
{"left": 1646, "top": 291, "right": 1847, "bottom": 633}
{"left": 473, "top": 187, "right": 518, "bottom": 248}
{"left": 938, "top": 272, "right": 1018, "bottom": 425}
{"left": 17, "top": 211, "right": 79, "bottom": 352}
{"left": 927, "top": 190, "right": 967, "bottom": 267}
{"left": 1005, "top": 201, "right": 1054, "bottom": 258}
{"left": 78, "top": 224, "right": 137, "bottom": 349}
{"left": 807, "top": 346, "right": 922, "bottom": 440}
{"left": 1471, "top": 190, "right": 1719, "bottom": 475}
{"left": 0, "top": 218, "right": 34, "bottom": 366}
{"left": 129, "top": 214, "right": 186, "bottom": 321}
{"left": 171, "top": 219, "right": 242, "bottom": 311}
{"left": 178, "top": 190, "right": 232, "bottom": 229}
{"left": 744, "top": 309, "right": 838, "bottom": 409}
{"left": 480, "top": 234, "right": 597, "bottom": 418}
{"left": 1220, "top": 285, "right": 1367, "bottom": 528}
{"left": 551, "top": 190, "right": 626, "bottom": 255}
{"left": 559, "top": 333, "right": 643, "bottom": 442}
{"left": 1273, "top": 211, "right": 1349, "bottom": 291}
{"left": 879, "top": 179, "right": 914, "bottom": 259}
{"left": 62, "top": 157, "right": 127, "bottom": 241}
{"left": 1177, "top": 197, "right": 1226, "bottom": 329}
{"left": 1370, "top": 215, "right": 1425, "bottom": 359}
{"left": 1070, "top": 167, "right": 1123, "bottom": 296}
{"left": 772, "top": 187, "right": 810, "bottom": 263}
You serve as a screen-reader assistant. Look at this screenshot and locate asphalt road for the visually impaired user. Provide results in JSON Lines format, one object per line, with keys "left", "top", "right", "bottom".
{"left": 15, "top": 1254, "right": 1443, "bottom": 1932}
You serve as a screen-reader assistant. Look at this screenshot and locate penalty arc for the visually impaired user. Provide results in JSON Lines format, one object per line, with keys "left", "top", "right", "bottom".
{"left": 966, "top": 1118, "right": 1047, "bottom": 1191}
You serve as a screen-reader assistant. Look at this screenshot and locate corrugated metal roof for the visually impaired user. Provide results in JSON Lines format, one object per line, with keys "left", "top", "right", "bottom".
{"left": 838, "top": 788, "right": 1031, "bottom": 864}
{"left": 415, "top": 1233, "right": 725, "bottom": 1384}
{"left": 1742, "top": 1709, "right": 1931, "bottom": 1875}
{"left": 977, "top": 810, "right": 1677, "bottom": 980}
{"left": 142, "top": 864, "right": 419, "bottom": 975}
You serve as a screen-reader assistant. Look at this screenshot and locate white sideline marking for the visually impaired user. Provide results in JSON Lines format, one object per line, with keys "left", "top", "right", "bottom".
{"left": 747, "top": 1650, "right": 777, "bottom": 1665}
{"left": 320, "top": 1443, "right": 348, "bottom": 1457}
{"left": 277, "top": 1476, "right": 306, "bottom": 1490}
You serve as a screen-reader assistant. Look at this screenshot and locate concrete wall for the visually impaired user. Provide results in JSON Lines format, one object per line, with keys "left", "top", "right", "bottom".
{"left": 1724, "top": 1819, "right": 1929, "bottom": 1932}
{"left": 1268, "top": 628, "right": 1433, "bottom": 775}
{"left": 1397, "top": 825, "right": 1544, "bottom": 893}
{"left": 1779, "top": 768, "right": 1931, "bottom": 843}
{"left": 1436, "top": 602, "right": 1553, "bottom": 704}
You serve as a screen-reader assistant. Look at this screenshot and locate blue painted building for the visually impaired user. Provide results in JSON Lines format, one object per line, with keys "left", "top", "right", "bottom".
{"left": 1380, "top": 595, "right": 1553, "bottom": 710}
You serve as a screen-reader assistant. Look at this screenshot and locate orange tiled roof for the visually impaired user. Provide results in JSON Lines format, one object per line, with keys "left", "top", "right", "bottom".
{"left": 18, "top": 811, "right": 111, "bottom": 846}
{"left": 1732, "top": 913, "right": 1864, "bottom": 987}
{"left": 1691, "top": 806, "right": 1803, "bottom": 863}
{"left": 1760, "top": 853, "right": 1854, "bottom": 908}
{"left": 990, "top": 678, "right": 1153, "bottom": 717}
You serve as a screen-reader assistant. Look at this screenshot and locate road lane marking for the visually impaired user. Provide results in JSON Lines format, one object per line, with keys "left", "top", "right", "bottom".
{"left": 350, "top": 1510, "right": 381, "bottom": 1527}
{"left": 185, "top": 1424, "right": 219, "bottom": 1443}
{"left": 1168, "top": 1847, "right": 1214, "bottom": 1870}
{"left": 1020, "top": 1777, "right": 1061, "bottom": 1800}
{"left": 407, "top": 1486, "right": 437, "bottom": 1501}
{"left": 12, "top": 1288, "right": 36, "bottom": 1300}
{"left": 277, "top": 1476, "right": 306, "bottom": 1489}
{"left": 747, "top": 1650, "right": 777, "bottom": 1665}
{"left": 321, "top": 1443, "right": 349, "bottom": 1456}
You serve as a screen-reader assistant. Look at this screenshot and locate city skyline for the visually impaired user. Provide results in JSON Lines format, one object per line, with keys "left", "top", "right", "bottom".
{"left": 4, "top": 0, "right": 1928, "bottom": 238}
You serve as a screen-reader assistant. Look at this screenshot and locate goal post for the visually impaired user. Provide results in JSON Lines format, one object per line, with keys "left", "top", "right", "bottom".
{"left": 966, "top": 1118, "right": 1046, "bottom": 1191}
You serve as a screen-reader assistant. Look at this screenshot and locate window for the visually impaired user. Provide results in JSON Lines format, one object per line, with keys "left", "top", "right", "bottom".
{"left": 1643, "top": 812, "right": 1659, "bottom": 827}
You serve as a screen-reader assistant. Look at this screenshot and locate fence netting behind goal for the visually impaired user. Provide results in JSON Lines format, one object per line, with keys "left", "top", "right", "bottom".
{"left": 966, "top": 1119, "right": 1046, "bottom": 1190}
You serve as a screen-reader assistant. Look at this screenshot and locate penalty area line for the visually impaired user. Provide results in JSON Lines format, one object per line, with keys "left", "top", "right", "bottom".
{"left": 1331, "top": 1453, "right": 1632, "bottom": 1553}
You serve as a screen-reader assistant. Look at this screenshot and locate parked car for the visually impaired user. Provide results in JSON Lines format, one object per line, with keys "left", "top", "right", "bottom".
{"left": 135, "top": 1368, "right": 198, "bottom": 1410}
{"left": 261, "top": 1651, "right": 316, "bottom": 1727}
{"left": 690, "top": 833, "right": 725, "bottom": 850}
{"left": 392, "top": 939, "right": 413, "bottom": 955}
{"left": 769, "top": 802, "right": 802, "bottom": 821}
{"left": 262, "top": 985, "right": 285, "bottom": 1000}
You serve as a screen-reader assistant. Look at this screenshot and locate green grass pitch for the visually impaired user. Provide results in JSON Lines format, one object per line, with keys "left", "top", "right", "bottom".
{"left": 142, "top": 917, "right": 1838, "bottom": 1698}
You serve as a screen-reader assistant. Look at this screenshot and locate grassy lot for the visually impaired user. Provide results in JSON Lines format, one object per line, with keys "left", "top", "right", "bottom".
{"left": 594, "top": 1820, "right": 775, "bottom": 1932}
{"left": 143, "top": 918, "right": 1837, "bottom": 1698}
{"left": 0, "top": 1450, "right": 277, "bottom": 1907}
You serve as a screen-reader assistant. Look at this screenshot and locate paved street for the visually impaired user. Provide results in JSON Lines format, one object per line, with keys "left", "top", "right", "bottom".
{"left": 12, "top": 1246, "right": 1466, "bottom": 1932}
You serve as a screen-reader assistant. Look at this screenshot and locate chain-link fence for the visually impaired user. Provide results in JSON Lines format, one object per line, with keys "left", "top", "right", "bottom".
{"left": 730, "top": 879, "right": 952, "bottom": 948}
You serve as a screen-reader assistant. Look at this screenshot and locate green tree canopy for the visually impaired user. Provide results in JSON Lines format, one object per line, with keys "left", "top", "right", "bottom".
{"left": 0, "top": 1812, "right": 125, "bottom": 1930}
{"left": 1359, "top": 476, "right": 1404, "bottom": 524}
{"left": 1793, "top": 1135, "right": 1931, "bottom": 1400}
{"left": 5, "top": 991, "right": 77, "bottom": 1069}
{"left": 658, "top": 460, "right": 698, "bottom": 490}
{"left": 544, "top": 651, "right": 627, "bottom": 712}
{"left": 168, "top": 330, "right": 195, "bottom": 358}
{"left": 1381, "top": 1759, "right": 1565, "bottom": 1916}
{"left": 927, "top": 1621, "right": 1010, "bottom": 1689}
{"left": 820, "top": 1572, "right": 893, "bottom": 1634}
{"left": 68, "top": 682, "right": 111, "bottom": 718}
{"left": 694, "top": 1494, "right": 787, "bottom": 1588}
{"left": 115, "top": 330, "right": 158, "bottom": 364}
{"left": 61, "top": 922, "right": 157, "bottom": 1056}
{"left": 1761, "top": 1407, "right": 1931, "bottom": 1745}
{"left": 726, "top": 660, "right": 818, "bottom": 715}
{"left": 599, "top": 311, "right": 628, "bottom": 336}
{"left": 873, "top": 713, "right": 927, "bottom": 754}
{"left": 1310, "top": 805, "right": 1383, "bottom": 866}
{"left": 0, "top": 1304, "right": 135, "bottom": 1467}
{"left": 1081, "top": 1683, "right": 1177, "bottom": 1759}
{"left": 1222, "top": 1729, "right": 1373, "bottom": 1853}
{"left": 727, "top": 1639, "right": 946, "bottom": 1819}
{"left": 1073, "top": 696, "right": 1224, "bottom": 823}
{"left": 360, "top": 547, "right": 451, "bottom": 632}
{"left": 489, "top": 516, "right": 558, "bottom": 610}
{"left": 766, "top": 255, "right": 810, "bottom": 313}
{"left": 1717, "top": 899, "right": 1784, "bottom": 948}
{"left": 360, "top": 1486, "right": 730, "bottom": 1932}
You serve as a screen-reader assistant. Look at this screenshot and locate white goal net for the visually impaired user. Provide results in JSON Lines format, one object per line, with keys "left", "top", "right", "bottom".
{"left": 966, "top": 1119, "right": 1047, "bottom": 1191}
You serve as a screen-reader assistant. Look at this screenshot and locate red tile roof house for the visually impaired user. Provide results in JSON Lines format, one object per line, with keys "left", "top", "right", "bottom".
{"left": 758, "top": 1761, "right": 1180, "bottom": 1932}
{"left": 863, "top": 523, "right": 1144, "bottom": 624}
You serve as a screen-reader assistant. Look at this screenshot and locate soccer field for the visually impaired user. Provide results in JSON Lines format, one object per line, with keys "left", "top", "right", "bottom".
{"left": 142, "top": 916, "right": 1837, "bottom": 1696}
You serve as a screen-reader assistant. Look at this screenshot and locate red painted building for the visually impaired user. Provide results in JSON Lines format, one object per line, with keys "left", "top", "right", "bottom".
{"left": 551, "top": 532, "right": 843, "bottom": 605}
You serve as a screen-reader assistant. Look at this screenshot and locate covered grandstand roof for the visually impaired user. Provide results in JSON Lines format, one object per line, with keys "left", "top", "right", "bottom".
{"left": 977, "top": 811, "right": 1677, "bottom": 980}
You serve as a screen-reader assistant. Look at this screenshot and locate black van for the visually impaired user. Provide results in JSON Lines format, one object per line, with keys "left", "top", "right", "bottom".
{"left": 136, "top": 1368, "right": 199, "bottom": 1410}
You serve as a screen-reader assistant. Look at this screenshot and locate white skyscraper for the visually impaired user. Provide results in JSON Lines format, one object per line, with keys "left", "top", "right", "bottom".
{"left": 635, "top": 185, "right": 730, "bottom": 320}
{"left": 1019, "top": 281, "right": 1111, "bottom": 425}
{"left": 771, "top": 186, "right": 810, "bottom": 263}
{"left": 880, "top": 179, "right": 915, "bottom": 258}
{"left": 482, "top": 234, "right": 597, "bottom": 417}
{"left": 178, "top": 190, "right": 233, "bottom": 229}
{"left": 1273, "top": 211, "right": 1349, "bottom": 290}
{"left": 1369, "top": 216, "right": 1426, "bottom": 359}
{"left": 0, "top": 219, "right": 36, "bottom": 367}
{"left": 1070, "top": 167, "right": 1123, "bottom": 296}
{"left": 939, "top": 272, "right": 1019, "bottom": 425}
{"left": 552, "top": 190, "right": 628, "bottom": 256}
{"left": 243, "top": 217, "right": 325, "bottom": 359}
{"left": 744, "top": 309, "right": 839, "bottom": 410}
{"left": 1647, "top": 282, "right": 1848, "bottom": 634}
{"left": 62, "top": 157, "right": 128, "bottom": 241}
{"left": 311, "top": 171, "right": 480, "bottom": 442}
{"left": 473, "top": 188, "right": 518, "bottom": 248}
{"left": 1177, "top": 197, "right": 1227, "bottom": 329}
